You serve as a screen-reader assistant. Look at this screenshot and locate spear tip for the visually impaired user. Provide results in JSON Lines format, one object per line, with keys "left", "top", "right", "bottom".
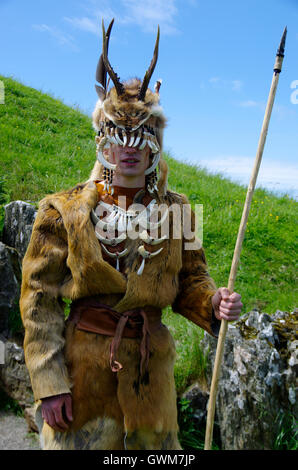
{"left": 277, "top": 26, "right": 287, "bottom": 57}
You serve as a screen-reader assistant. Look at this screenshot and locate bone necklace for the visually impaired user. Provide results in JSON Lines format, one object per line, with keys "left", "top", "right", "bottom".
{"left": 90, "top": 189, "right": 167, "bottom": 275}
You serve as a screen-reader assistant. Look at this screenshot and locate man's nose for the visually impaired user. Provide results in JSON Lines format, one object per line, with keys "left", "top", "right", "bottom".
{"left": 123, "top": 146, "right": 138, "bottom": 154}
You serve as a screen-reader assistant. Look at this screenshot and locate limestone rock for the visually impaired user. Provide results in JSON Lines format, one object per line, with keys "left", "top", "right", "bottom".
{"left": 0, "top": 242, "right": 22, "bottom": 336}
{"left": 2, "top": 201, "right": 36, "bottom": 259}
{"left": 0, "top": 336, "right": 34, "bottom": 408}
{"left": 202, "top": 309, "right": 297, "bottom": 450}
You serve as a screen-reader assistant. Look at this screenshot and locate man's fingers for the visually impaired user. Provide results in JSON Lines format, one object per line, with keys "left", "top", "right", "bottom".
{"left": 43, "top": 409, "right": 65, "bottom": 432}
{"left": 218, "top": 287, "right": 230, "bottom": 300}
{"left": 229, "top": 292, "right": 242, "bottom": 302}
{"left": 220, "top": 300, "right": 243, "bottom": 311}
{"left": 218, "top": 288, "right": 242, "bottom": 302}
{"left": 218, "top": 309, "right": 240, "bottom": 321}
{"left": 219, "top": 306, "right": 241, "bottom": 316}
{"left": 64, "top": 396, "right": 73, "bottom": 423}
{"left": 52, "top": 404, "right": 69, "bottom": 431}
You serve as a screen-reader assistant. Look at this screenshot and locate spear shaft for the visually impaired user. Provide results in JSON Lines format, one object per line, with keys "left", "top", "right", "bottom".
{"left": 204, "top": 27, "right": 287, "bottom": 451}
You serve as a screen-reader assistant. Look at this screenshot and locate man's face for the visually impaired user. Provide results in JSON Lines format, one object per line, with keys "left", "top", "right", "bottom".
{"left": 107, "top": 144, "right": 151, "bottom": 178}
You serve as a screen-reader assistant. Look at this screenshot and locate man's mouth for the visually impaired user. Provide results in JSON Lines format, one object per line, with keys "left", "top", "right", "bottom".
{"left": 121, "top": 149, "right": 140, "bottom": 165}
{"left": 121, "top": 157, "right": 140, "bottom": 166}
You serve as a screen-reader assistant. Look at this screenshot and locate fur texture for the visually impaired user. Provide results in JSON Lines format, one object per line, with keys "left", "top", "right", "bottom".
{"left": 20, "top": 171, "right": 217, "bottom": 401}
{"left": 20, "top": 165, "right": 218, "bottom": 449}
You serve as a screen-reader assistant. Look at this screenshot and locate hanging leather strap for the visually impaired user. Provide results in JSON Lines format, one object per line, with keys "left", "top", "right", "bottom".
{"left": 68, "top": 296, "right": 162, "bottom": 376}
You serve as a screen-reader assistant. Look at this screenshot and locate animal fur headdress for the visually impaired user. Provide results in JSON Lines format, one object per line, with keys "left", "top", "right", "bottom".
{"left": 90, "top": 19, "right": 168, "bottom": 195}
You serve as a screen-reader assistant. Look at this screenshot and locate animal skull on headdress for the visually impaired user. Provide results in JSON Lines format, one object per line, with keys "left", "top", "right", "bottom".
{"left": 90, "top": 19, "right": 167, "bottom": 194}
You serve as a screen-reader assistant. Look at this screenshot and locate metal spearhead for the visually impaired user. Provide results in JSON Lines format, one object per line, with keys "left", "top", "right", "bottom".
{"left": 276, "top": 26, "right": 287, "bottom": 57}
{"left": 274, "top": 26, "right": 287, "bottom": 73}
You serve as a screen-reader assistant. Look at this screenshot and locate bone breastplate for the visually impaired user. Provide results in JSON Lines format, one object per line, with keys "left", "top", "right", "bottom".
{"left": 91, "top": 181, "right": 167, "bottom": 275}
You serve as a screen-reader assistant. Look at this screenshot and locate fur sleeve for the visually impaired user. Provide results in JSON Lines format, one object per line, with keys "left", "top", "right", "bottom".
{"left": 19, "top": 198, "right": 72, "bottom": 401}
{"left": 171, "top": 197, "right": 220, "bottom": 337}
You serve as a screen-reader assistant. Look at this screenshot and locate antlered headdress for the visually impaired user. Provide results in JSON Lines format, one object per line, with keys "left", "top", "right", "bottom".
{"left": 91, "top": 19, "right": 167, "bottom": 195}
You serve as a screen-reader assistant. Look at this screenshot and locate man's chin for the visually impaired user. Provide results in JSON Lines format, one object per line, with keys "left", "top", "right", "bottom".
{"left": 118, "top": 163, "right": 143, "bottom": 175}
{"left": 119, "top": 171, "right": 143, "bottom": 178}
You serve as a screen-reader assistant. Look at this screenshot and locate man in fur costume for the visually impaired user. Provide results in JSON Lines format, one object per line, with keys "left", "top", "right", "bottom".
{"left": 20, "top": 20, "right": 242, "bottom": 450}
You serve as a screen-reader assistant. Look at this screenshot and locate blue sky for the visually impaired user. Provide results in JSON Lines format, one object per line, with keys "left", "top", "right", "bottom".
{"left": 1, "top": 0, "right": 297, "bottom": 198}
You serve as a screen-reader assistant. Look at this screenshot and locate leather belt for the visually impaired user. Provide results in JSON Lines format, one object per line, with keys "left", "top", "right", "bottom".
{"left": 68, "top": 296, "right": 163, "bottom": 376}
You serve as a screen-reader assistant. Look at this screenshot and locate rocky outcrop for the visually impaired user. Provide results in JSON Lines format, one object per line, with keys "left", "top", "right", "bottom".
{"left": 0, "top": 202, "right": 37, "bottom": 430}
{"left": 0, "top": 242, "right": 22, "bottom": 336}
{"left": 0, "top": 336, "right": 34, "bottom": 408}
{"left": 200, "top": 309, "right": 297, "bottom": 450}
{"left": 2, "top": 201, "right": 36, "bottom": 259}
{"left": 0, "top": 201, "right": 36, "bottom": 338}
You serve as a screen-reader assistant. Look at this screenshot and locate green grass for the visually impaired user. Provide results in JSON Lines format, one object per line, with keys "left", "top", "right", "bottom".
{"left": 0, "top": 388, "right": 23, "bottom": 416}
{"left": 0, "top": 75, "right": 95, "bottom": 204}
{"left": 0, "top": 75, "right": 297, "bottom": 398}
{"left": 273, "top": 411, "right": 298, "bottom": 450}
{"left": 178, "top": 397, "right": 220, "bottom": 450}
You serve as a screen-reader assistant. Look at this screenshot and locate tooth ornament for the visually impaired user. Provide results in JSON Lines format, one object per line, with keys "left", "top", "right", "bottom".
{"left": 96, "top": 136, "right": 117, "bottom": 170}
{"left": 91, "top": 208, "right": 100, "bottom": 226}
{"left": 105, "top": 209, "right": 119, "bottom": 223}
{"left": 115, "top": 128, "right": 124, "bottom": 146}
{"left": 109, "top": 127, "right": 118, "bottom": 145}
{"left": 128, "top": 132, "right": 135, "bottom": 147}
{"left": 144, "top": 151, "right": 160, "bottom": 175}
{"left": 122, "top": 130, "right": 128, "bottom": 147}
{"left": 148, "top": 135, "right": 159, "bottom": 154}
{"left": 137, "top": 245, "right": 163, "bottom": 276}
{"left": 130, "top": 199, "right": 156, "bottom": 228}
{"left": 95, "top": 231, "right": 127, "bottom": 246}
{"left": 133, "top": 129, "right": 142, "bottom": 147}
{"left": 91, "top": 208, "right": 118, "bottom": 231}
{"left": 100, "top": 244, "right": 128, "bottom": 271}
{"left": 139, "top": 230, "right": 167, "bottom": 245}
{"left": 138, "top": 138, "right": 147, "bottom": 150}
{"left": 138, "top": 206, "right": 168, "bottom": 230}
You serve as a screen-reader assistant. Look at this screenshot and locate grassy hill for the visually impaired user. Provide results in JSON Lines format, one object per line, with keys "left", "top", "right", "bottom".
{"left": 0, "top": 75, "right": 297, "bottom": 395}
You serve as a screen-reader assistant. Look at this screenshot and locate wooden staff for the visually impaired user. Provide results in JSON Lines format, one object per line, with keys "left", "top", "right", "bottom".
{"left": 204, "top": 27, "right": 287, "bottom": 450}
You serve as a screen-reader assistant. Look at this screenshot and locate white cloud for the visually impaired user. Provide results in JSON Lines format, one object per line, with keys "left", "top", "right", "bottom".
{"left": 239, "top": 100, "right": 260, "bottom": 108}
{"left": 238, "top": 101, "right": 295, "bottom": 120}
{"left": 64, "top": 0, "right": 180, "bottom": 36}
{"left": 208, "top": 77, "right": 243, "bottom": 92}
{"left": 32, "top": 24, "right": 78, "bottom": 51}
{"left": 199, "top": 155, "right": 298, "bottom": 198}
{"left": 121, "top": 0, "right": 178, "bottom": 34}
{"left": 64, "top": 16, "right": 99, "bottom": 35}
{"left": 209, "top": 77, "right": 220, "bottom": 84}
{"left": 231, "top": 80, "right": 243, "bottom": 91}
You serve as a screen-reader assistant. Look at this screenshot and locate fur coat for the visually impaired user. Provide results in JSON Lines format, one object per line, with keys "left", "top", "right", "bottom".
{"left": 19, "top": 158, "right": 219, "bottom": 402}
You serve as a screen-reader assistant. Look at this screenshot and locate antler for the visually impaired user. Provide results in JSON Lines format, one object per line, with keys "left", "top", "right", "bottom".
{"left": 138, "top": 26, "right": 160, "bottom": 101}
{"left": 101, "top": 19, "right": 125, "bottom": 96}
{"left": 95, "top": 18, "right": 114, "bottom": 92}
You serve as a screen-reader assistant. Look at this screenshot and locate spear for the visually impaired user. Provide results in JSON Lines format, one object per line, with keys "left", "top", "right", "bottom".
{"left": 204, "top": 27, "right": 288, "bottom": 450}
